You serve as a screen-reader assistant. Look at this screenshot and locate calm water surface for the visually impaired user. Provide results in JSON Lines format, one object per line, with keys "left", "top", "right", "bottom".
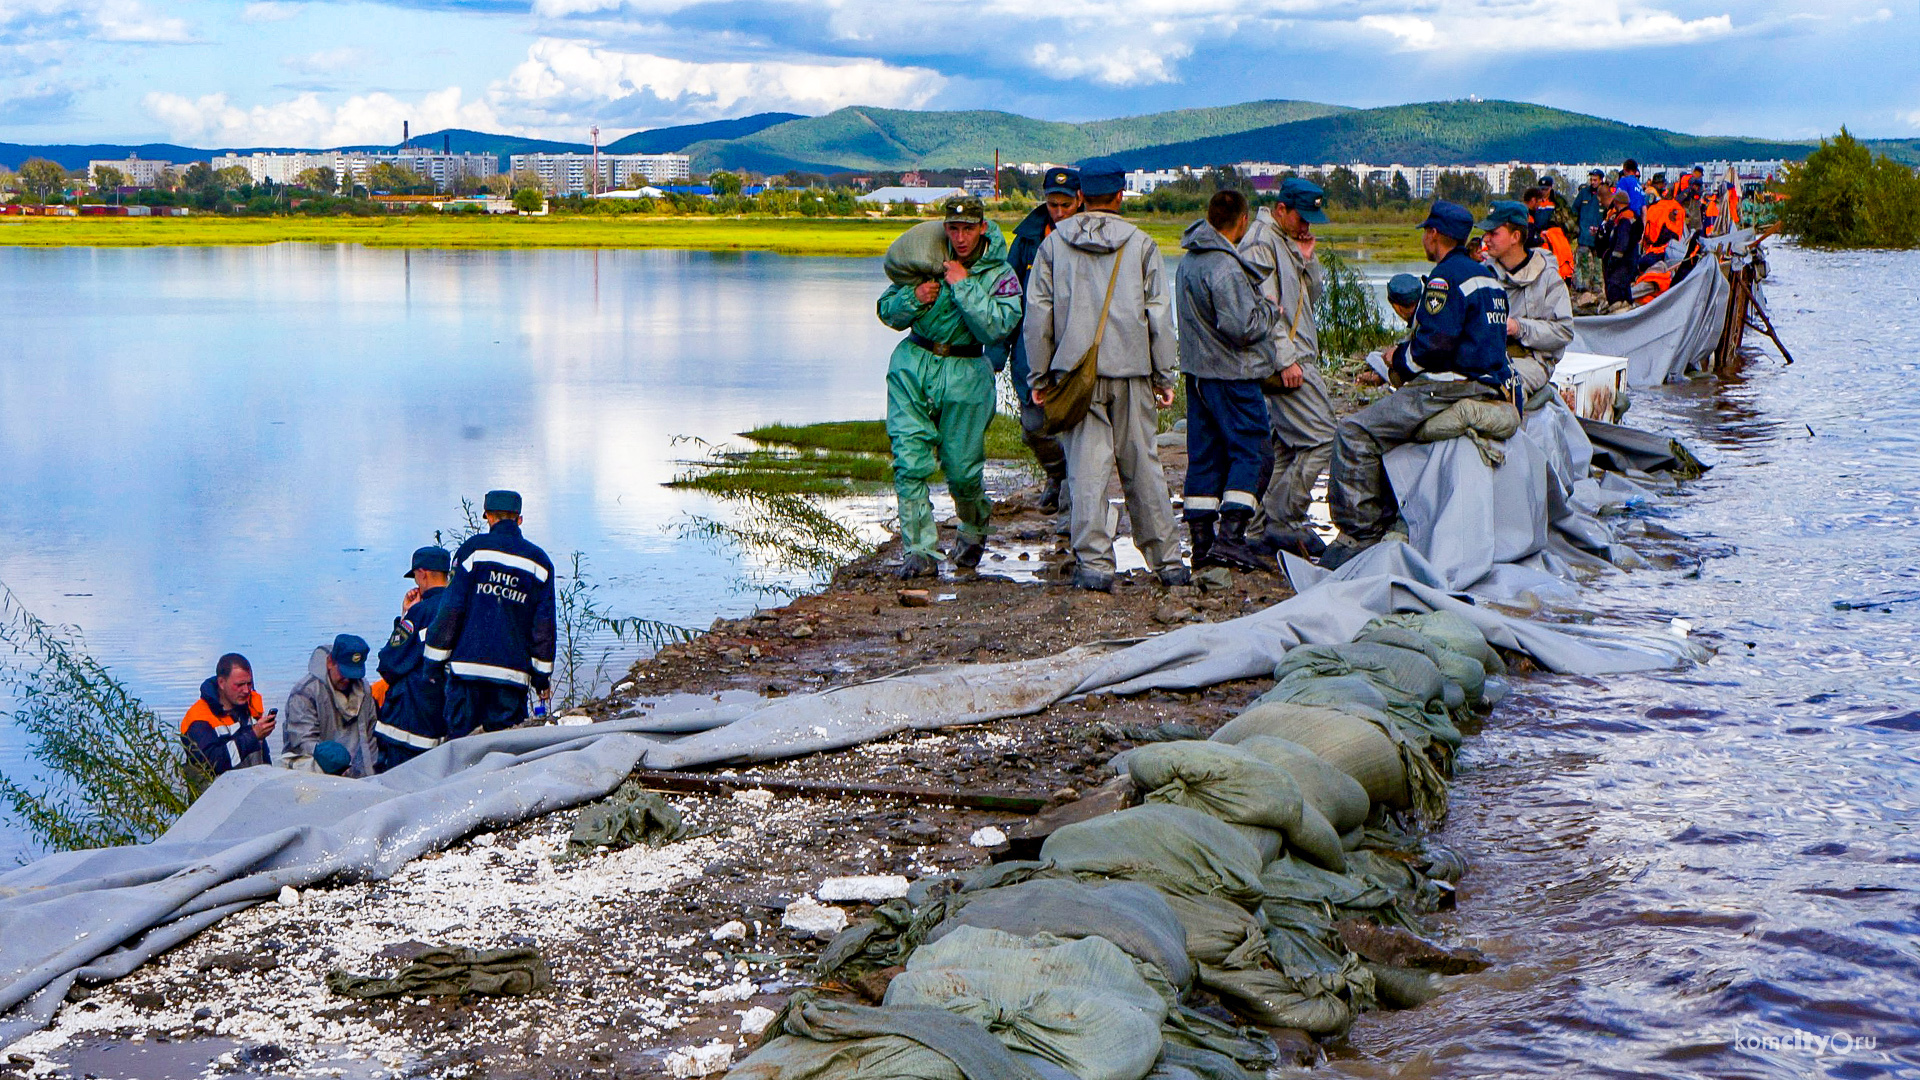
{"left": 2, "top": 243, "right": 1916, "bottom": 1076}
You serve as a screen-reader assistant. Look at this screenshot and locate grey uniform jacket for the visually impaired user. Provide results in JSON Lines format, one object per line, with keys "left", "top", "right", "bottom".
{"left": 1491, "top": 247, "right": 1574, "bottom": 372}
{"left": 1174, "top": 219, "right": 1279, "bottom": 382}
{"left": 281, "top": 645, "right": 378, "bottom": 778}
{"left": 1238, "top": 210, "right": 1325, "bottom": 371}
{"left": 1023, "top": 210, "right": 1176, "bottom": 386}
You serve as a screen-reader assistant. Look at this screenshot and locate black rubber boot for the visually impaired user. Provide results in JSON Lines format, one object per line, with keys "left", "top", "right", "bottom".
{"left": 1209, "top": 509, "right": 1278, "bottom": 573}
{"left": 1187, "top": 514, "right": 1217, "bottom": 567}
{"left": 954, "top": 538, "right": 985, "bottom": 570}
{"left": 897, "top": 551, "right": 937, "bottom": 579}
{"left": 1038, "top": 475, "right": 1063, "bottom": 514}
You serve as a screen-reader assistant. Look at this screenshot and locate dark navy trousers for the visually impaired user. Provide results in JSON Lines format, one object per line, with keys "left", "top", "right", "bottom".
{"left": 445, "top": 678, "right": 528, "bottom": 740}
{"left": 1182, "top": 375, "right": 1273, "bottom": 520}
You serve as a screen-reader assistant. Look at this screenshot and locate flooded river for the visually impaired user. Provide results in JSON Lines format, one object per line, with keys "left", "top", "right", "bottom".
{"left": 2, "top": 241, "right": 1915, "bottom": 1076}
{"left": 1330, "top": 244, "right": 1920, "bottom": 1078}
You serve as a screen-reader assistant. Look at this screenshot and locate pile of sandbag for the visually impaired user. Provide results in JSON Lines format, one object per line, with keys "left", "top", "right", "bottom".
{"left": 735, "top": 613, "right": 1504, "bottom": 1080}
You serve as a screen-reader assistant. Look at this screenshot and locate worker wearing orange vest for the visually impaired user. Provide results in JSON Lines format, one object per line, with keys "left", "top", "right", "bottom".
{"left": 1674, "top": 166, "right": 1704, "bottom": 232}
{"left": 1703, "top": 189, "right": 1721, "bottom": 236}
{"left": 1640, "top": 174, "right": 1687, "bottom": 268}
{"left": 1525, "top": 186, "right": 1575, "bottom": 283}
{"left": 180, "top": 653, "right": 275, "bottom": 794}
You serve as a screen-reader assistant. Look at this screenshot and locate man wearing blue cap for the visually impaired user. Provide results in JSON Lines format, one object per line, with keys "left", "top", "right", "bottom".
{"left": 425, "top": 490, "right": 557, "bottom": 737}
{"left": 1482, "top": 200, "right": 1573, "bottom": 398}
{"left": 1322, "top": 200, "right": 1516, "bottom": 569}
{"left": 1024, "top": 157, "right": 1186, "bottom": 591}
{"left": 1004, "top": 166, "right": 1081, "bottom": 517}
{"left": 282, "top": 633, "right": 378, "bottom": 777}
{"left": 372, "top": 545, "right": 453, "bottom": 772}
{"left": 1240, "top": 176, "right": 1337, "bottom": 559}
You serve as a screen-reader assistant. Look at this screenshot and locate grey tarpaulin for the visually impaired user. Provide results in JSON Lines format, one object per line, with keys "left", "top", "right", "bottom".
{"left": 0, "top": 560, "right": 1700, "bottom": 1046}
{"left": 1570, "top": 230, "right": 1756, "bottom": 387}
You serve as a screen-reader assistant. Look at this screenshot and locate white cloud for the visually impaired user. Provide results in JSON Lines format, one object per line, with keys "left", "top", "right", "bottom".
{"left": 281, "top": 46, "right": 369, "bottom": 75}
{"left": 1357, "top": 0, "right": 1733, "bottom": 51}
{"left": 1028, "top": 42, "right": 1188, "bottom": 87}
{"left": 143, "top": 86, "right": 502, "bottom": 146}
{"left": 495, "top": 38, "right": 946, "bottom": 120}
{"left": 241, "top": 1, "right": 303, "bottom": 22}
{"left": 0, "top": 0, "right": 191, "bottom": 43}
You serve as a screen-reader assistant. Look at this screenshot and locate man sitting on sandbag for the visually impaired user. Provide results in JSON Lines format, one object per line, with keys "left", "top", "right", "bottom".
{"left": 1321, "top": 202, "right": 1520, "bottom": 570}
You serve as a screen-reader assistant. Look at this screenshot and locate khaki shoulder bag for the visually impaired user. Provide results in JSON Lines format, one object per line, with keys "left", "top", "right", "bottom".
{"left": 1037, "top": 248, "right": 1126, "bottom": 437}
{"left": 1260, "top": 249, "right": 1314, "bottom": 394}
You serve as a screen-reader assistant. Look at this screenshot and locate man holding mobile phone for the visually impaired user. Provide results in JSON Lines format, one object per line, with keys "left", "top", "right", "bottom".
{"left": 180, "top": 652, "right": 275, "bottom": 797}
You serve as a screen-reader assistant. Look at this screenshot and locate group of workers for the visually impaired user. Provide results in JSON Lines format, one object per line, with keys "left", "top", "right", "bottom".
{"left": 1567, "top": 159, "right": 1739, "bottom": 309}
{"left": 179, "top": 490, "right": 558, "bottom": 790}
{"left": 878, "top": 157, "right": 1582, "bottom": 586}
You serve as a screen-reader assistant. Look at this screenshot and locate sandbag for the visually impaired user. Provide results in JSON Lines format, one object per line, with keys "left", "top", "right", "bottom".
{"left": 733, "top": 993, "right": 1048, "bottom": 1080}
{"left": 888, "top": 927, "right": 1165, "bottom": 1080}
{"left": 1274, "top": 643, "right": 1449, "bottom": 711}
{"left": 1415, "top": 396, "right": 1520, "bottom": 442}
{"left": 1354, "top": 626, "right": 1485, "bottom": 703}
{"left": 1216, "top": 704, "right": 1403, "bottom": 815}
{"left": 1155, "top": 893, "right": 1355, "bottom": 1036}
{"left": 1260, "top": 855, "right": 1419, "bottom": 933}
{"left": 732, "top": 1034, "right": 966, "bottom": 1080}
{"left": 925, "top": 878, "right": 1194, "bottom": 990}
{"left": 883, "top": 219, "right": 953, "bottom": 285}
{"left": 1039, "top": 805, "right": 1266, "bottom": 907}
{"left": 1122, "top": 741, "right": 1304, "bottom": 833}
{"left": 1362, "top": 611, "right": 1505, "bottom": 675}
{"left": 1259, "top": 675, "right": 1458, "bottom": 825}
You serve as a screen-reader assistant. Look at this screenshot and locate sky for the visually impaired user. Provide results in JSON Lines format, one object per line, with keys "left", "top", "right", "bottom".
{"left": 2, "top": 0, "right": 1916, "bottom": 148}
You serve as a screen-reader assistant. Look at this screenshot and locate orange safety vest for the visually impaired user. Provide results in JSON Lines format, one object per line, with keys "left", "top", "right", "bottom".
{"left": 181, "top": 691, "right": 264, "bottom": 737}
{"left": 1634, "top": 268, "right": 1672, "bottom": 304}
{"left": 1541, "top": 226, "right": 1575, "bottom": 281}
{"left": 371, "top": 678, "right": 389, "bottom": 708}
{"left": 1642, "top": 198, "right": 1685, "bottom": 255}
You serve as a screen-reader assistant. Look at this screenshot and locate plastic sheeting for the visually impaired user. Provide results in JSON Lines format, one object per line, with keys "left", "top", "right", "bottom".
{"left": 1570, "top": 231, "right": 1756, "bottom": 387}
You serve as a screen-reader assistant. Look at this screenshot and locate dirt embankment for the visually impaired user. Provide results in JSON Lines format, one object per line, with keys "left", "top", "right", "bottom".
{"left": 11, "top": 458, "right": 1315, "bottom": 1080}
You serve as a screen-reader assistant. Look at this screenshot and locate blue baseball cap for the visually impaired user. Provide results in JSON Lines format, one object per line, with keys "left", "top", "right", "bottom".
{"left": 1417, "top": 200, "right": 1474, "bottom": 242}
{"left": 313, "top": 740, "right": 351, "bottom": 775}
{"left": 330, "top": 634, "right": 370, "bottom": 681}
{"left": 1276, "top": 177, "right": 1330, "bottom": 224}
{"left": 406, "top": 545, "right": 451, "bottom": 579}
{"left": 1387, "top": 273, "right": 1423, "bottom": 307}
{"left": 1078, "top": 158, "right": 1126, "bottom": 198}
{"left": 483, "top": 489, "right": 522, "bottom": 515}
{"left": 1042, "top": 167, "right": 1079, "bottom": 195}
{"left": 1477, "top": 200, "right": 1530, "bottom": 232}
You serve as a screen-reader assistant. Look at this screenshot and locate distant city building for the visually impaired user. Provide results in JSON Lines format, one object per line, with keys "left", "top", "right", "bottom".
{"left": 900, "top": 171, "right": 929, "bottom": 188}
{"left": 211, "top": 150, "right": 499, "bottom": 192}
{"left": 506, "top": 152, "right": 692, "bottom": 194}
{"left": 87, "top": 155, "right": 178, "bottom": 187}
{"left": 961, "top": 177, "right": 995, "bottom": 197}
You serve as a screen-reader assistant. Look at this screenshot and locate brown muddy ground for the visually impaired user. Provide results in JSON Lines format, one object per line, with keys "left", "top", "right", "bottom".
{"left": 17, "top": 445, "right": 1316, "bottom": 1080}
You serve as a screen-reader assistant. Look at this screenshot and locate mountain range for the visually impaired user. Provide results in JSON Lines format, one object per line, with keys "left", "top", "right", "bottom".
{"left": 7, "top": 100, "right": 1916, "bottom": 175}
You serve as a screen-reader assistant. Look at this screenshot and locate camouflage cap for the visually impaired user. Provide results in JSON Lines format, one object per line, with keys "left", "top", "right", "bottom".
{"left": 942, "top": 195, "right": 986, "bottom": 224}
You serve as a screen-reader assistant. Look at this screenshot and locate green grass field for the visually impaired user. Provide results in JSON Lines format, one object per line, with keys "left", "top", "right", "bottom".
{"left": 0, "top": 212, "right": 1427, "bottom": 261}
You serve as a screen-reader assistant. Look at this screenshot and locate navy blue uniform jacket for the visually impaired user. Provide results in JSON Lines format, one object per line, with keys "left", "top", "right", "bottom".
{"left": 1390, "top": 247, "right": 1513, "bottom": 387}
{"left": 424, "top": 521, "right": 557, "bottom": 692}
{"left": 374, "top": 585, "right": 448, "bottom": 750}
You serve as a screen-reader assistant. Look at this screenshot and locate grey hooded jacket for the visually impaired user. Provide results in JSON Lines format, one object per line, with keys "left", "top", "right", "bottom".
{"left": 1023, "top": 210, "right": 1176, "bottom": 386}
{"left": 1175, "top": 219, "right": 1279, "bottom": 382}
{"left": 1491, "top": 246, "right": 1575, "bottom": 370}
{"left": 1239, "top": 209, "right": 1326, "bottom": 371}
{"left": 281, "top": 645, "right": 378, "bottom": 778}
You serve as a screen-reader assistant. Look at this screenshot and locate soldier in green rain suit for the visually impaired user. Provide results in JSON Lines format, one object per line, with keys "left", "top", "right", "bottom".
{"left": 877, "top": 196, "right": 1025, "bottom": 578}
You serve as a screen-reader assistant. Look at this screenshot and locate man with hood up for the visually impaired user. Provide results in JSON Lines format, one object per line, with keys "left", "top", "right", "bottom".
{"left": 1023, "top": 158, "right": 1187, "bottom": 592}
{"left": 282, "top": 633, "right": 377, "bottom": 778}
{"left": 877, "top": 195, "right": 1024, "bottom": 578}
{"left": 1175, "top": 189, "right": 1278, "bottom": 573}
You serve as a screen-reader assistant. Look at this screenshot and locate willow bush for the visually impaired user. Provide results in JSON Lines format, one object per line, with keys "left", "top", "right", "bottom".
{"left": 1780, "top": 128, "right": 1920, "bottom": 249}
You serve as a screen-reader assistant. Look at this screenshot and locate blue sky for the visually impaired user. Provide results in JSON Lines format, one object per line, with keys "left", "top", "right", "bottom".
{"left": 2, "top": 0, "right": 1915, "bottom": 148}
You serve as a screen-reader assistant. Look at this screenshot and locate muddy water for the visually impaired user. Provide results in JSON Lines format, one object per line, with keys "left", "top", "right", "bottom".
{"left": 1325, "top": 245, "right": 1920, "bottom": 1078}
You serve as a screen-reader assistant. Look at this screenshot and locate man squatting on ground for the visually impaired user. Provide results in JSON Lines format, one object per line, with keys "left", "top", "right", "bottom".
{"left": 372, "top": 544, "right": 453, "bottom": 772}
{"left": 1003, "top": 167, "right": 1082, "bottom": 519}
{"left": 1174, "top": 189, "right": 1279, "bottom": 573}
{"left": 425, "top": 489, "right": 559, "bottom": 736}
{"left": 1024, "top": 159, "right": 1190, "bottom": 593}
{"left": 878, "top": 196, "right": 1024, "bottom": 579}
{"left": 1239, "top": 177, "right": 1337, "bottom": 561}
{"left": 1482, "top": 200, "right": 1575, "bottom": 400}
{"left": 282, "top": 633, "right": 377, "bottom": 777}
{"left": 1321, "top": 200, "right": 1518, "bottom": 570}
{"left": 179, "top": 653, "right": 275, "bottom": 794}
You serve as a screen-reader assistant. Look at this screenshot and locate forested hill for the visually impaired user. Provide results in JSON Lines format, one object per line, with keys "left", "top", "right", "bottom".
{"left": 1108, "top": 101, "right": 1817, "bottom": 169}
{"left": 680, "top": 100, "right": 1350, "bottom": 173}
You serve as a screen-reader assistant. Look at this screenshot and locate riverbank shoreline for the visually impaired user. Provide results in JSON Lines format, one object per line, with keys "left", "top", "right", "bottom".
{"left": 0, "top": 215, "right": 1429, "bottom": 261}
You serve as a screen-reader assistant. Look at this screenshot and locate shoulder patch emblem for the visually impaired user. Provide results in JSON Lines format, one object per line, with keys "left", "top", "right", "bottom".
{"left": 1422, "top": 278, "right": 1450, "bottom": 315}
{"left": 389, "top": 625, "right": 410, "bottom": 649}
{"left": 993, "top": 272, "right": 1022, "bottom": 297}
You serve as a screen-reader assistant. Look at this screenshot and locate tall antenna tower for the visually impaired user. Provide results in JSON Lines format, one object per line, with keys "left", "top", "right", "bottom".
{"left": 591, "top": 126, "right": 600, "bottom": 196}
